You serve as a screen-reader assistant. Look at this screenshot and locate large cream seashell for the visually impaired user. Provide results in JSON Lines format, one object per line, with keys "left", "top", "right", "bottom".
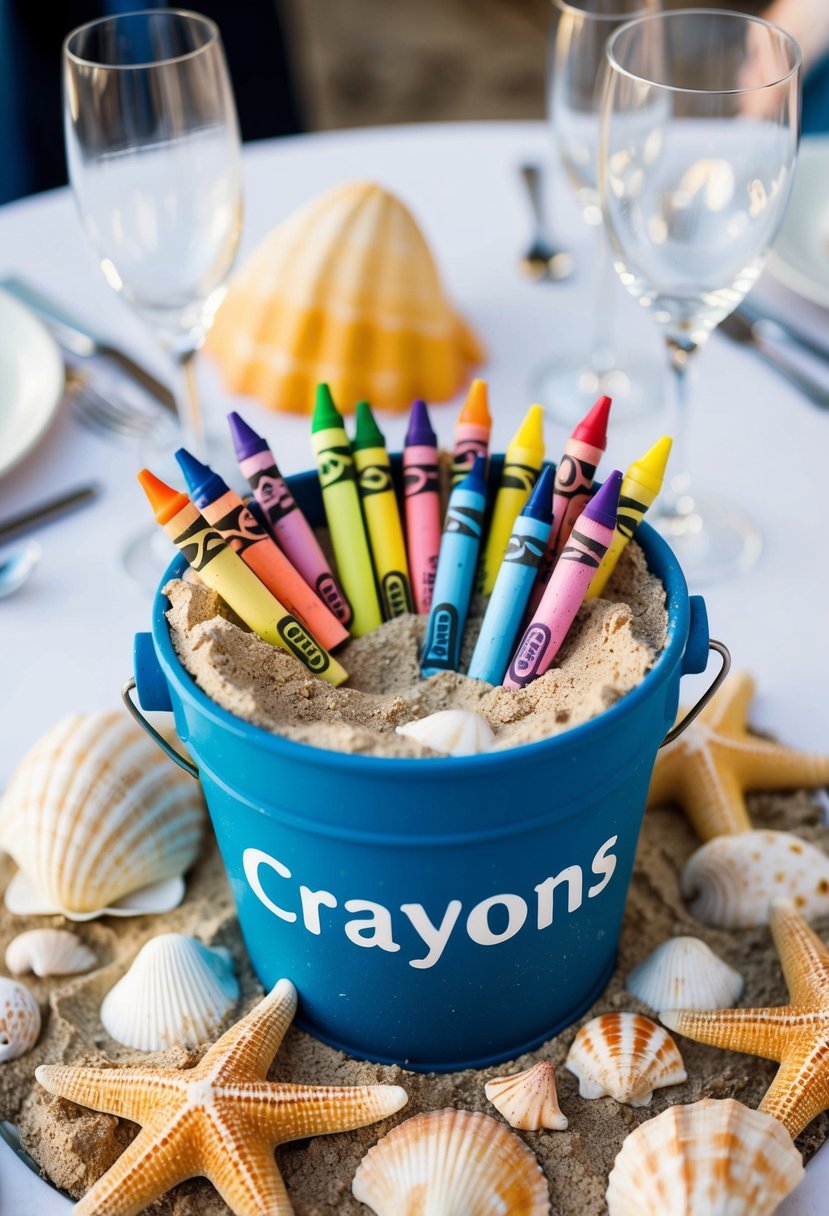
{"left": 352, "top": 1107, "right": 550, "bottom": 1215}
{"left": 565, "top": 1012, "right": 687, "bottom": 1107}
{"left": 395, "top": 709, "right": 495, "bottom": 756}
{"left": 100, "top": 933, "right": 239, "bottom": 1051}
{"left": 606, "top": 1098, "right": 804, "bottom": 1216}
{"left": 0, "top": 712, "right": 205, "bottom": 920}
{"left": 681, "top": 829, "right": 829, "bottom": 929}
{"left": 626, "top": 936, "right": 744, "bottom": 1013}
{"left": 5, "top": 929, "right": 97, "bottom": 978}
{"left": 0, "top": 977, "right": 41, "bottom": 1061}
{"left": 484, "top": 1060, "right": 568, "bottom": 1130}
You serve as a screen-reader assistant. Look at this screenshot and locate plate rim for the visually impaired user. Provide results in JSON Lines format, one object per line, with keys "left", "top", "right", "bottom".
{"left": 0, "top": 288, "right": 65, "bottom": 481}
{"left": 766, "top": 135, "right": 829, "bottom": 309}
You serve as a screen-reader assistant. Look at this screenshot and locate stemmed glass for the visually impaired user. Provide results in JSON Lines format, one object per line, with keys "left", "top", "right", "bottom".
{"left": 599, "top": 9, "right": 800, "bottom": 583}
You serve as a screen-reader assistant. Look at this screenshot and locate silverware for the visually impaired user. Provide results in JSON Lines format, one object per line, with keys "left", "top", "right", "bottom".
{"left": 0, "top": 483, "right": 101, "bottom": 544}
{"left": 0, "top": 542, "right": 40, "bottom": 599}
{"left": 68, "top": 371, "right": 166, "bottom": 440}
{"left": 518, "top": 164, "right": 574, "bottom": 282}
{"left": 734, "top": 299, "right": 829, "bottom": 364}
{"left": 718, "top": 310, "right": 829, "bottom": 411}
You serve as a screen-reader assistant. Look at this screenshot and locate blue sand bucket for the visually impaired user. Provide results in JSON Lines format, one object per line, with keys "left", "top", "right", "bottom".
{"left": 127, "top": 459, "right": 728, "bottom": 1072}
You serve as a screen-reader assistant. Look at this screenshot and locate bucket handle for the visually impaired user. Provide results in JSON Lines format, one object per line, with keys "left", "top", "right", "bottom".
{"left": 660, "top": 639, "right": 731, "bottom": 748}
{"left": 122, "top": 678, "right": 199, "bottom": 779}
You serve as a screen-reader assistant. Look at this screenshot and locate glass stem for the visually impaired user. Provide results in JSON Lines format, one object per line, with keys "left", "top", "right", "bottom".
{"left": 589, "top": 224, "right": 616, "bottom": 376}
{"left": 176, "top": 349, "right": 206, "bottom": 459}
{"left": 663, "top": 333, "right": 700, "bottom": 516}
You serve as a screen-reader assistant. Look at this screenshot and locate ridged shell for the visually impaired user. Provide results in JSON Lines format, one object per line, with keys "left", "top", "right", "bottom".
{"left": 681, "top": 829, "right": 829, "bottom": 929}
{"left": 0, "top": 977, "right": 41, "bottom": 1061}
{"left": 395, "top": 709, "right": 495, "bottom": 757}
{"left": 484, "top": 1060, "right": 568, "bottom": 1130}
{"left": 606, "top": 1098, "right": 804, "bottom": 1216}
{"left": 626, "top": 937, "right": 744, "bottom": 1013}
{"left": 5, "top": 929, "right": 96, "bottom": 978}
{"left": 0, "top": 712, "right": 206, "bottom": 919}
{"left": 565, "top": 1013, "right": 687, "bottom": 1107}
{"left": 207, "top": 180, "right": 484, "bottom": 414}
{"left": 100, "top": 933, "right": 239, "bottom": 1051}
{"left": 352, "top": 1108, "right": 550, "bottom": 1215}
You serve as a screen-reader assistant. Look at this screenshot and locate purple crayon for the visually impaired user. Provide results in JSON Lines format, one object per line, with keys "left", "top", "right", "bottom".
{"left": 504, "top": 470, "right": 623, "bottom": 690}
{"left": 403, "top": 399, "right": 442, "bottom": 615}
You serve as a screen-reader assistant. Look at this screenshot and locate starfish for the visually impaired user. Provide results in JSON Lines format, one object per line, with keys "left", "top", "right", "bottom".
{"left": 661, "top": 900, "right": 829, "bottom": 1138}
{"left": 647, "top": 670, "right": 829, "bottom": 842}
{"left": 36, "top": 978, "right": 407, "bottom": 1216}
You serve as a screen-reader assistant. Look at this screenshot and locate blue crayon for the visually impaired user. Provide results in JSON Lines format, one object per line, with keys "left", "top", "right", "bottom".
{"left": 467, "top": 464, "right": 555, "bottom": 685}
{"left": 420, "top": 454, "right": 488, "bottom": 678}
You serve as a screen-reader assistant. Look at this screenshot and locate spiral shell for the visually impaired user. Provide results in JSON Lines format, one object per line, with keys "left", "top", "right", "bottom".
{"left": 395, "top": 709, "right": 495, "bottom": 757}
{"left": 0, "top": 977, "right": 41, "bottom": 1061}
{"left": 565, "top": 1012, "right": 687, "bottom": 1107}
{"left": 626, "top": 937, "right": 744, "bottom": 1013}
{"left": 484, "top": 1060, "right": 568, "bottom": 1130}
{"left": 5, "top": 929, "right": 96, "bottom": 978}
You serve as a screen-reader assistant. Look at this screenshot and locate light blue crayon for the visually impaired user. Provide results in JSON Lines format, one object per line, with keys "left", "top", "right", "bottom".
{"left": 467, "top": 464, "right": 555, "bottom": 685}
{"left": 421, "top": 453, "right": 488, "bottom": 678}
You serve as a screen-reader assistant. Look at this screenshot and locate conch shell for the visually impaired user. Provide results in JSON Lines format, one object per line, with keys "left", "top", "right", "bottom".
{"left": 395, "top": 709, "right": 495, "bottom": 756}
{"left": 484, "top": 1060, "right": 568, "bottom": 1130}
{"left": 5, "top": 929, "right": 96, "bottom": 978}
{"left": 626, "top": 936, "right": 744, "bottom": 1013}
{"left": 0, "top": 977, "right": 41, "bottom": 1061}
{"left": 565, "top": 1012, "right": 687, "bottom": 1107}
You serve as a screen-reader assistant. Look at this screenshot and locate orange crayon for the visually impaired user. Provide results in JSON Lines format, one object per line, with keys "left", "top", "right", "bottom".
{"left": 451, "top": 378, "right": 492, "bottom": 485}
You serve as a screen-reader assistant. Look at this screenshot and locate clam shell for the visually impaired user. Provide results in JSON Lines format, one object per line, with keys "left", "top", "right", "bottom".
{"left": 395, "top": 709, "right": 495, "bottom": 757}
{"left": 484, "top": 1060, "right": 568, "bottom": 1130}
{"left": 626, "top": 936, "right": 744, "bottom": 1013}
{"left": 5, "top": 929, "right": 96, "bottom": 978}
{"left": 352, "top": 1107, "right": 550, "bottom": 1215}
{"left": 606, "top": 1098, "right": 804, "bottom": 1216}
{"left": 565, "top": 1012, "right": 687, "bottom": 1107}
{"left": 0, "top": 712, "right": 205, "bottom": 919}
{"left": 100, "top": 933, "right": 239, "bottom": 1051}
{"left": 681, "top": 829, "right": 829, "bottom": 929}
{"left": 0, "top": 977, "right": 41, "bottom": 1061}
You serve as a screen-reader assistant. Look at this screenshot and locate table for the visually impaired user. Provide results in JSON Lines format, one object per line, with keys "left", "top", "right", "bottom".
{"left": 0, "top": 121, "right": 827, "bottom": 1214}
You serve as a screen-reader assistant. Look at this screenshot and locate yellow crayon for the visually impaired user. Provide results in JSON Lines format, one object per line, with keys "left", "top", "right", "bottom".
{"left": 587, "top": 434, "right": 673, "bottom": 599}
{"left": 476, "top": 404, "right": 545, "bottom": 595}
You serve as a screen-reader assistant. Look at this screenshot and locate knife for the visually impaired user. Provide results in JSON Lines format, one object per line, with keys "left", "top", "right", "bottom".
{"left": 736, "top": 298, "right": 829, "bottom": 364}
{"left": 0, "top": 483, "right": 101, "bottom": 544}
{"left": 718, "top": 310, "right": 829, "bottom": 411}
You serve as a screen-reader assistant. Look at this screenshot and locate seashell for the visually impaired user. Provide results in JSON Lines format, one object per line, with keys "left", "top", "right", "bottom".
{"left": 100, "top": 933, "right": 239, "bottom": 1051}
{"left": 0, "top": 976, "right": 41, "bottom": 1061}
{"left": 681, "top": 829, "right": 829, "bottom": 929}
{"left": 565, "top": 1012, "right": 687, "bottom": 1107}
{"left": 606, "top": 1098, "right": 803, "bottom": 1216}
{"left": 626, "top": 936, "right": 744, "bottom": 1013}
{"left": 484, "top": 1060, "right": 568, "bottom": 1130}
{"left": 395, "top": 709, "right": 495, "bottom": 756}
{"left": 0, "top": 711, "right": 205, "bottom": 920}
{"left": 5, "top": 929, "right": 97, "bottom": 978}
{"left": 352, "top": 1107, "right": 550, "bottom": 1215}
{"left": 207, "top": 180, "right": 484, "bottom": 415}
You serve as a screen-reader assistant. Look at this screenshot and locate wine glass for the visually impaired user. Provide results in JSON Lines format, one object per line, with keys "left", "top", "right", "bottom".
{"left": 63, "top": 9, "right": 243, "bottom": 586}
{"left": 599, "top": 9, "right": 800, "bottom": 584}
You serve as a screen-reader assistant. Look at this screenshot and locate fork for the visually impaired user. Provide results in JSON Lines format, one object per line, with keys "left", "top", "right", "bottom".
{"left": 67, "top": 370, "right": 172, "bottom": 441}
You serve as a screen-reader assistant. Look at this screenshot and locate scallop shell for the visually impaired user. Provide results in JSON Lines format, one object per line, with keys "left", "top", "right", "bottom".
{"left": 484, "top": 1060, "right": 568, "bottom": 1130}
{"left": 626, "top": 936, "right": 744, "bottom": 1013}
{"left": 681, "top": 829, "right": 829, "bottom": 929}
{"left": 352, "top": 1108, "right": 550, "bottom": 1215}
{"left": 5, "top": 929, "right": 96, "bottom": 978}
{"left": 0, "top": 712, "right": 206, "bottom": 920}
{"left": 100, "top": 933, "right": 239, "bottom": 1051}
{"left": 0, "top": 977, "right": 41, "bottom": 1061}
{"left": 565, "top": 1012, "right": 687, "bottom": 1107}
{"left": 395, "top": 709, "right": 495, "bottom": 757}
{"left": 207, "top": 180, "right": 484, "bottom": 415}
{"left": 606, "top": 1098, "right": 803, "bottom": 1216}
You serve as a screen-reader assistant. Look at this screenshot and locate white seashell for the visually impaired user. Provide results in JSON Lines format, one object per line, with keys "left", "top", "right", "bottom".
{"left": 395, "top": 709, "right": 495, "bottom": 757}
{"left": 100, "top": 933, "right": 239, "bottom": 1051}
{"left": 565, "top": 1012, "right": 687, "bottom": 1108}
{"left": 0, "top": 977, "right": 41, "bottom": 1061}
{"left": 626, "top": 936, "right": 744, "bottom": 1013}
{"left": 352, "top": 1107, "right": 550, "bottom": 1215}
{"left": 606, "top": 1098, "right": 804, "bottom": 1216}
{"left": 485, "top": 1060, "right": 568, "bottom": 1130}
{"left": 0, "top": 711, "right": 205, "bottom": 920}
{"left": 681, "top": 829, "right": 829, "bottom": 929}
{"left": 5, "top": 929, "right": 97, "bottom": 978}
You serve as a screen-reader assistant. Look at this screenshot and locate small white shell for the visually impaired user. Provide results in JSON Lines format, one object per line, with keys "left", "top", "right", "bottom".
{"left": 0, "top": 977, "right": 41, "bottom": 1061}
{"left": 485, "top": 1060, "right": 568, "bottom": 1130}
{"left": 5, "top": 929, "right": 97, "bottom": 978}
{"left": 681, "top": 829, "right": 829, "bottom": 929}
{"left": 565, "top": 1012, "right": 687, "bottom": 1107}
{"left": 626, "top": 936, "right": 744, "bottom": 1013}
{"left": 100, "top": 934, "right": 239, "bottom": 1051}
{"left": 395, "top": 709, "right": 494, "bottom": 756}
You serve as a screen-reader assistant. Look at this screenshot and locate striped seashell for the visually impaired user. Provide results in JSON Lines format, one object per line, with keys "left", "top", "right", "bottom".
{"left": 5, "top": 929, "right": 96, "bottom": 978}
{"left": 606, "top": 1098, "right": 803, "bottom": 1216}
{"left": 0, "top": 712, "right": 205, "bottom": 920}
{"left": 0, "top": 976, "right": 41, "bottom": 1061}
{"left": 681, "top": 829, "right": 829, "bottom": 929}
{"left": 395, "top": 709, "right": 495, "bottom": 757}
{"left": 352, "top": 1108, "right": 550, "bottom": 1215}
{"left": 565, "top": 1012, "right": 687, "bottom": 1107}
{"left": 485, "top": 1060, "right": 568, "bottom": 1130}
{"left": 626, "top": 937, "right": 744, "bottom": 1013}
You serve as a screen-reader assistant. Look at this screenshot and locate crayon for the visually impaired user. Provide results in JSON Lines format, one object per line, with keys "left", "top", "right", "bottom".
{"left": 311, "top": 383, "right": 382, "bottom": 637}
{"left": 451, "top": 378, "right": 492, "bottom": 485}
{"left": 403, "top": 398, "right": 442, "bottom": 614}
{"left": 467, "top": 464, "right": 555, "bottom": 685}
{"left": 175, "top": 448, "right": 349, "bottom": 653}
{"left": 228, "top": 411, "right": 352, "bottom": 627}
{"left": 476, "top": 403, "right": 545, "bottom": 595}
{"left": 137, "top": 470, "right": 348, "bottom": 687}
{"left": 421, "top": 454, "right": 488, "bottom": 678}
{"left": 351, "top": 400, "right": 414, "bottom": 621}
{"left": 586, "top": 435, "right": 672, "bottom": 600}
{"left": 504, "top": 470, "right": 622, "bottom": 690}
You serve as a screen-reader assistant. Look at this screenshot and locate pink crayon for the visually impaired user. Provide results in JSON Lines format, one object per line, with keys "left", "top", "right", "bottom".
{"left": 451, "top": 378, "right": 492, "bottom": 486}
{"left": 403, "top": 399, "right": 442, "bottom": 614}
{"left": 504, "top": 470, "right": 622, "bottom": 690}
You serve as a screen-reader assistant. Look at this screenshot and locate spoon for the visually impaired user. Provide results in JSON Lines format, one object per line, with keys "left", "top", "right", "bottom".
{"left": 518, "top": 163, "right": 574, "bottom": 282}
{"left": 0, "top": 542, "right": 41, "bottom": 599}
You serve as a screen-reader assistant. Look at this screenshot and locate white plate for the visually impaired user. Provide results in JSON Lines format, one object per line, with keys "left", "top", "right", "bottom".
{"left": 767, "top": 136, "right": 829, "bottom": 309}
{"left": 0, "top": 289, "right": 64, "bottom": 480}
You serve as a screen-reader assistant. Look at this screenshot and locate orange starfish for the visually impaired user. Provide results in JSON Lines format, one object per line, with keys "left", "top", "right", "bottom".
{"left": 661, "top": 900, "right": 829, "bottom": 1137}
{"left": 36, "top": 978, "right": 407, "bottom": 1216}
{"left": 647, "top": 671, "right": 829, "bottom": 842}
